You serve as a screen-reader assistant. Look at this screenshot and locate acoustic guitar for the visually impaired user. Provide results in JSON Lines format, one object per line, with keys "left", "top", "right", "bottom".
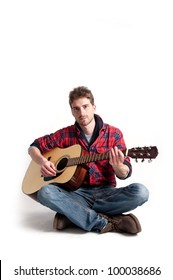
{"left": 22, "top": 144, "right": 158, "bottom": 197}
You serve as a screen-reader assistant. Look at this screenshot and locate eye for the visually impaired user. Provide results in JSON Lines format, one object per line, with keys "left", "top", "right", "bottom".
{"left": 72, "top": 107, "right": 79, "bottom": 112}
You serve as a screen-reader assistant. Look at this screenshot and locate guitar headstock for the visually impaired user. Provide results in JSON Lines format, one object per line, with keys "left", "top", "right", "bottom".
{"left": 127, "top": 146, "right": 158, "bottom": 162}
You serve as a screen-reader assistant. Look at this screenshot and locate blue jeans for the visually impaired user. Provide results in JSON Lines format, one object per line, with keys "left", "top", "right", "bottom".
{"left": 37, "top": 183, "right": 149, "bottom": 232}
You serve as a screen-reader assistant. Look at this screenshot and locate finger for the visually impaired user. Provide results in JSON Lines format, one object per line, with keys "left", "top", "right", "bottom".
{"left": 46, "top": 166, "right": 57, "bottom": 175}
{"left": 109, "top": 148, "right": 118, "bottom": 166}
{"left": 41, "top": 165, "right": 56, "bottom": 176}
{"left": 50, "top": 163, "right": 57, "bottom": 172}
{"left": 109, "top": 148, "right": 115, "bottom": 161}
{"left": 117, "top": 149, "right": 125, "bottom": 160}
{"left": 113, "top": 146, "right": 119, "bottom": 156}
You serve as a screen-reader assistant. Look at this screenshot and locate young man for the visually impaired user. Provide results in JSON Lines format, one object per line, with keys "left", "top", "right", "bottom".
{"left": 28, "top": 86, "right": 149, "bottom": 234}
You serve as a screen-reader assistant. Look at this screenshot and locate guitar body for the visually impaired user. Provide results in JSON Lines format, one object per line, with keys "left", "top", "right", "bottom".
{"left": 22, "top": 144, "right": 88, "bottom": 196}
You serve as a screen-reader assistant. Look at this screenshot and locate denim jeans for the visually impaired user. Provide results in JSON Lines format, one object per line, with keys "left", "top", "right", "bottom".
{"left": 37, "top": 183, "right": 149, "bottom": 232}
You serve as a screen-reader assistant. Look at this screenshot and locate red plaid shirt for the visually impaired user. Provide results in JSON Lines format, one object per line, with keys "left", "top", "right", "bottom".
{"left": 30, "top": 115, "right": 132, "bottom": 187}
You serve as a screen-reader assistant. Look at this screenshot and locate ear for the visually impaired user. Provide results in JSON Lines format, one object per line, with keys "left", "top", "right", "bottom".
{"left": 93, "top": 104, "right": 96, "bottom": 111}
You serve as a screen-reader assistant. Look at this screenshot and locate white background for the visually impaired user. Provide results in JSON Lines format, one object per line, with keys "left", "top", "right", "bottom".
{"left": 0, "top": 0, "right": 172, "bottom": 279}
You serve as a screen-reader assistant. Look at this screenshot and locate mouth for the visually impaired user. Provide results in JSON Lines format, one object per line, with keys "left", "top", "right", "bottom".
{"left": 79, "top": 116, "right": 87, "bottom": 120}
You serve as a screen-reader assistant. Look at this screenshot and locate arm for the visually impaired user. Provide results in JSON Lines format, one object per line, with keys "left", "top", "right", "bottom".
{"left": 28, "top": 146, "right": 57, "bottom": 177}
{"left": 109, "top": 147, "right": 129, "bottom": 179}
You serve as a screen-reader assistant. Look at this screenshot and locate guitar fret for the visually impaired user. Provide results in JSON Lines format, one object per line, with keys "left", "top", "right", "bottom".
{"left": 79, "top": 155, "right": 85, "bottom": 164}
{"left": 85, "top": 155, "right": 90, "bottom": 164}
{"left": 77, "top": 156, "right": 81, "bottom": 165}
{"left": 91, "top": 154, "right": 96, "bottom": 162}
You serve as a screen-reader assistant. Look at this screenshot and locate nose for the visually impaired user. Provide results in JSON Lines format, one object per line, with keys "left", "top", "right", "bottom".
{"left": 79, "top": 107, "right": 85, "bottom": 115}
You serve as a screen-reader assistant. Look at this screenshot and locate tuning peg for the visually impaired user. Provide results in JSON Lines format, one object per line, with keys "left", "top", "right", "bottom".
{"left": 135, "top": 158, "right": 138, "bottom": 162}
{"left": 148, "top": 159, "right": 152, "bottom": 163}
{"left": 141, "top": 158, "right": 145, "bottom": 162}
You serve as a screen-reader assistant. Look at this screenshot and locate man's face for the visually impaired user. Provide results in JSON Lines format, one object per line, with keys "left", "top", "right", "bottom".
{"left": 71, "top": 97, "right": 96, "bottom": 127}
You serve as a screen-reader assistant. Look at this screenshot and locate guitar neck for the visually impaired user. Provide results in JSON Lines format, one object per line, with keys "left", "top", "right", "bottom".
{"left": 67, "top": 149, "right": 127, "bottom": 166}
{"left": 65, "top": 145, "right": 158, "bottom": 167}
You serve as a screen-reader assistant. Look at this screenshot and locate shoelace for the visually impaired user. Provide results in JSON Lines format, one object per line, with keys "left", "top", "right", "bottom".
{"left": 99, "top": 213, "right": 122, "bottom": 232}
{"left": 111, "top": 218, "right": 122, "bottom": 232}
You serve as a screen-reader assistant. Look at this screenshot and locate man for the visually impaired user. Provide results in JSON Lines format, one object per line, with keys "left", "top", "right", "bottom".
{"left": 28, "top": 86, "right": 149, "bottom": 234}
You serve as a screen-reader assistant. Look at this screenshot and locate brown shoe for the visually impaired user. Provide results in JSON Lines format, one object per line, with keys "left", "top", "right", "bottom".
{"left": 53, "top": 213, "right": 74, "bottom": 230}
{"left": 100, "top": 213, "right": 141, "bottom": 234}
{"left": 100, "top": 222, "right": 113, "bottom": 233}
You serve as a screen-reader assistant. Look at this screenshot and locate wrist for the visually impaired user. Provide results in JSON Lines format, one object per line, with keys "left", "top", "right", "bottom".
{"left": 40, "top": 157, "right": 49, "bottom": 165}
{"left": 112, "top": 163, "right": 129, "bottom": 179}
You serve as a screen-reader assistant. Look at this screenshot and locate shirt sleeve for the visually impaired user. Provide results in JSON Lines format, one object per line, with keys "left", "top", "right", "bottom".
{"left": 113, "top": 127, "right": 132, "bottom": 179}
{"left": 30, "top": 131, "right": 61, "bottom": 154}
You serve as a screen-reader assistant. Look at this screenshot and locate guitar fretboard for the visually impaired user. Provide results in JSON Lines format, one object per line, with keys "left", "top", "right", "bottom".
{"left": 67, "top": 151, "right": 110, "bottom": 166}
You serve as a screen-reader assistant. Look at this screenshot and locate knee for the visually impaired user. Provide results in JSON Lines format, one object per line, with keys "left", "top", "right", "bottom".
{"left": 131, "top": 183, "right": 149, "bottom": 204}
{"left": 37, "top": 184, "right": 54, "bottom": 204}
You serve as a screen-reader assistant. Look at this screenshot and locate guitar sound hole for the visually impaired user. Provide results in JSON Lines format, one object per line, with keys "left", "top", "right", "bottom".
{"left": 43, "top": 157, "right": 68, "bottom": 182}
{"left": 56, "top": 157, "right": 68, "bottom": 172}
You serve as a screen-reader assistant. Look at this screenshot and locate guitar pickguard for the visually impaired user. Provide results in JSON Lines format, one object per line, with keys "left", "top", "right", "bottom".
{"left": 43, "top": 172, "right": 63, "bottom": 182}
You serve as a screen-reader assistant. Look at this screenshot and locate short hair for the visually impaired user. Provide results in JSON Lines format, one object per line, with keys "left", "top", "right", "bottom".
{"left": 69, "top": 86, "right": 94, "bottom": 107}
